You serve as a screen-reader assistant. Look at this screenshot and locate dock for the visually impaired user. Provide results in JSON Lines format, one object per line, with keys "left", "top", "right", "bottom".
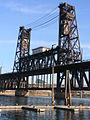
{"left": 22, "top": 105, "right": 54, "bottom": 112}
{"left": 0, "top": 105, "right": 22, "bottom": 111}
{"left": 0, "top": 105, "right": 90, "bottom": 112}
{"left": 54, "top": 105, "right": 90, "bottom": 112}
{"left": 22, "top": 106, "right": 45, "bottom": 112}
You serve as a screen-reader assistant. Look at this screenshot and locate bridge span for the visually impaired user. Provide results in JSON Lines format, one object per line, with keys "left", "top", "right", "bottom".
{"left": 0, "top": 59, "right": 90, "bottom": 90}
{"left": 0, "top": 2, "right": 90, "bottom": 96}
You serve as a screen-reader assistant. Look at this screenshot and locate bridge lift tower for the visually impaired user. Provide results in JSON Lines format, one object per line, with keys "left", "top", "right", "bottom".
{"left": 57, "top": 3, "right": 82, "bottom": 105}
{"left": 13, "top": 26, "right": 31, "bottom": 89}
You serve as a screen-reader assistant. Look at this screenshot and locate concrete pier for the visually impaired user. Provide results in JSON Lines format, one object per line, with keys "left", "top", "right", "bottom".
{"left": 0, "top": 90, "right": 51, "bottom": 97}
{"left": 55, "top": 90, "right": 90, "bottom": 99}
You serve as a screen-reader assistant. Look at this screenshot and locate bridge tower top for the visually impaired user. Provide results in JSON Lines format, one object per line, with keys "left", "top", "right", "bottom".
{"left": 13, "top": 26, "right": 31, "bottom": 72}
{"left": 58, "top": 2, "right": 82, "bottom": 64}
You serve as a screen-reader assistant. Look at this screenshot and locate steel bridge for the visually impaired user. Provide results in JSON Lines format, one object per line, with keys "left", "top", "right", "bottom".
{"left": 0, "top": 2, "right": 90, "bottom": 91}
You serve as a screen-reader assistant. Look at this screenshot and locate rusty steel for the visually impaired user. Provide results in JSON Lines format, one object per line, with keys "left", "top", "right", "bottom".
{"left": 0, "top": 3, "right": 90, "bottom": 91}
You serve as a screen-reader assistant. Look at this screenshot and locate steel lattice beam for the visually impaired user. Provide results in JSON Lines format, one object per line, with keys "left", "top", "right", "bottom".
{"left": 0, "top": 3, "right": 89, "bottom": 91}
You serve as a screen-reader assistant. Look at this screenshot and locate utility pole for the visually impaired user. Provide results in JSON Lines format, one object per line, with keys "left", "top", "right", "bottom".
{"left": 65, "top": 70, "right": 72, "bottom": 106}
{"left": 52, "top": 44, "right": 55, "bottom": 106}
{"left": 52, "top": 60, "right": 54, "bottom": 106}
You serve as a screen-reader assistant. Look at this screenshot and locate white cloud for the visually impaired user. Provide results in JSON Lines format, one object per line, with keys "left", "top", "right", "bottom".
{"left": 4, "top": 2, "right": 50, "bottom": 14}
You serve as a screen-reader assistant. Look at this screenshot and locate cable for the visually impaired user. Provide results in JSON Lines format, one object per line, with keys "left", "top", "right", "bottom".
{"left": 25, "top": 6, "right": 58, "bottom": 27}
{"left": 32, "top": 16, "right": 58, "bottom": 31}
{"left": 28, "top": 11, "right": 58, "bottom": 28}
{"left": 33, "top": 15, "right": 58, "bottom": 30}
{"left": 32, "top": 15, "right": 59, "bottom": 29}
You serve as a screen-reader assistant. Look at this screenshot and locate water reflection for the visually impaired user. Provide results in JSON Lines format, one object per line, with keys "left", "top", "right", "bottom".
{"left": 65, "top": 111, "right": 71, "bottom": 120}
{"left": 29, "top": 111, "right": 32, "bottom": 120}
{"left": 0, "top": 96, "right": 90, "bottom": 120}
{"left": 15, "top": 96, "right": 28, "bottom": 105}
{"left": 51, "top": 109, "right": 54, "bottom": 120}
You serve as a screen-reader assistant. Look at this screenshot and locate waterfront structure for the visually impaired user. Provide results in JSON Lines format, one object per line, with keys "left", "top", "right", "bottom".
{"left": 0, "top": 2, "right": 90, "bottom": 93}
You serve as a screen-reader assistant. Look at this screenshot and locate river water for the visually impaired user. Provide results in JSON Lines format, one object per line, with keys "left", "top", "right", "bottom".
{"left": 0, "top": 96, "right": 90, "bottom": 120}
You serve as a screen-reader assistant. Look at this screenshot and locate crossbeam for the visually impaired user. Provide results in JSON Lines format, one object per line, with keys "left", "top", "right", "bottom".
{"left": 0, "top": 60, "right": 90, "bottom": 90}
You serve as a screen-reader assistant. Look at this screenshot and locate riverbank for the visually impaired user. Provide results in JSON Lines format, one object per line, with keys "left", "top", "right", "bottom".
{"left": 0, "top": 90, "right": 90, "bottom": 98}
{"left": 0, "top": 90, "right": 51, "bottom": 97}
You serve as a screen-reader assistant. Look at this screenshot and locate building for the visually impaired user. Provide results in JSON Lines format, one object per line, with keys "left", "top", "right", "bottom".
{"left": 32, "top": 46, "right": 50, "bottom": 55}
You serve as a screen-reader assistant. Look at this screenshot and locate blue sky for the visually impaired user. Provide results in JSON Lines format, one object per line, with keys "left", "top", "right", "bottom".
{"left": 0, "top": 0, "right": 90, "bottom": 73}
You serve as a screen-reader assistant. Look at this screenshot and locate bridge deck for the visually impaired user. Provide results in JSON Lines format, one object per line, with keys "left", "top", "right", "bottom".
{"left": 0, "top": 61, "right": 90, "bottom": 79}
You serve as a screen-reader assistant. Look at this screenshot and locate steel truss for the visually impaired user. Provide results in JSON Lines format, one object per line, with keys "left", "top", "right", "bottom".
{"left": 13, "top": 26, "right": 31, "bottom": 89}
{"left": 0, "top": 3, "right": 89, "bottom": 91}
{"left": 58, "top": 2, "right": 82, "bottom": 64}
{"left": 0, "top": 60, "right": 90, "bottom": 90}
{"left": 57, "top": 2, "right": 82, "bottom": 91}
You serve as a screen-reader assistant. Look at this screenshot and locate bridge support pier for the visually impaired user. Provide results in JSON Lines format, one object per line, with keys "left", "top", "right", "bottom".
{"left": 15, "top": 89, "right": 28, "bottom": 96}
{"left": 15, "top": 80, "right": 28, "bottom": 96}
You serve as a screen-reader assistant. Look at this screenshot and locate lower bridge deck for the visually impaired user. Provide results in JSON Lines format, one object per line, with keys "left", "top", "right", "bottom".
{"left": 0, "top": 60, "right": 90, "bottom": 90}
